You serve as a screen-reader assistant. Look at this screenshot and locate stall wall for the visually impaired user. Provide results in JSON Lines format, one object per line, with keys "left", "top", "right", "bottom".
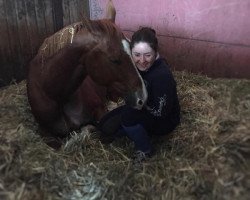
{"left": 90, "top": 0, "right": 250, "bottom": 78}
{"left": 0, "top": 0, "right": 89, "bottom": 87}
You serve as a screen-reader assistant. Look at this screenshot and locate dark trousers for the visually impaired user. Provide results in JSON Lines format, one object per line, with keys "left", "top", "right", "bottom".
{"left": 98, "top": 105, "right": 179, "bottom": 152}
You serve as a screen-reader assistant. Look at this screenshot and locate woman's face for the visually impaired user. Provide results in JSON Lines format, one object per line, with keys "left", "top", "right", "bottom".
{"left": 131, "top": 42, "right": 156, "bottom": 71}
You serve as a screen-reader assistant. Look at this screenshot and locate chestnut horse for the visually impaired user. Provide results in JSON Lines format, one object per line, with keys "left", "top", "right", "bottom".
{"left": 27, "top": 0, "right": 147, "bottom": 139}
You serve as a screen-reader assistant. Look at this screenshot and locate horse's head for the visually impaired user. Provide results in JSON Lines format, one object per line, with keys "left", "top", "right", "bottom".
{"left": 84, "top": 22, "right": 147, "bottom": 109}
{"left": 80, "top": 1, "right": 147, "bottom": 109}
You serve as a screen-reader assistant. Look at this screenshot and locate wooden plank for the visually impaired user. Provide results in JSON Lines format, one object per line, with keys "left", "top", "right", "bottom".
{"left": 34, "top": 0, "right": 46, "bottom": 36}
{"left": 4, "top": 0, "right": 22, "bottom": 83}
{"left": 0, "top": 0, "right": 12, "bottom": 86}
{"left": 0, "top": 0, "right": 11, "bottom": 64}
{"left": 33, "top": 0, "right": 47, "bottom": 48}
{"left": 63, "top": 0, "right": 90, "bottom": 26}
{"left": 43, "top": 0, "right": 54, "bottom": 35}
{"left": 62, "top": 0, "right": 71, "bottom": 26}
{"left": 25, "top": 0, "right": 40, "bottom": 56}
{"left": 14, "top": 0, "right": 30, "bottom": 60}
{"left": 13, "top": 0, "right": 32, "bottom": 82}
{"left": 52, "top": 0, "right": 63, "bottom": 32}
{"left": 0, "top": 0, "right": 92, "bottom": 87}
{"left": 68, "top": 0, "right": 79, "bottom": 23}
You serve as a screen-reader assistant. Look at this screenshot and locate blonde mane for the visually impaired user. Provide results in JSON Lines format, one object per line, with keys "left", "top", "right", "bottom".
{"left": 38, "top": 18, "right": 122, "bottom": 63}
{"left": 38, "top": 22, "right": 83, "bottom": 59}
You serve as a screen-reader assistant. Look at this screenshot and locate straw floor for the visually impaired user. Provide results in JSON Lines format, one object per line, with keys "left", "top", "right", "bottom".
{"left": 0, "top": 71, "right": 249, "bottom": 200}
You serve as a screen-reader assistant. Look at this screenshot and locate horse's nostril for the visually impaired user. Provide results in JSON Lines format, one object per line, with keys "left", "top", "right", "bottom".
{"left": 137, "top": 99, "right": 143, "bottom": 106}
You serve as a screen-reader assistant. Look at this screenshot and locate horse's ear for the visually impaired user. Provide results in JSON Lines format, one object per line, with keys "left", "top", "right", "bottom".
{"left": 105, "top": 0, "right": 116, "bottom": 23}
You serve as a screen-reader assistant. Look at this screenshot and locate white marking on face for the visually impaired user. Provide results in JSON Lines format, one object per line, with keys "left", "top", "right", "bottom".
{"left": 122, "top": 39, "right": 131, "bottom": 56}
{"left": 121, "top": 39, "right": 148, "bottom": 108}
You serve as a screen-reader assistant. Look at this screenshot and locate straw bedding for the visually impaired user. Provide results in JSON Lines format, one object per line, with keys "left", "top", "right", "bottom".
{"left": 0, "top": 71, "right": 249, "bottom": 200}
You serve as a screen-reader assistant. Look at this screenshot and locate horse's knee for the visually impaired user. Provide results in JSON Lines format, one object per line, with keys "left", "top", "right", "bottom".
{"left": 39, "top": 128, "right": 63, "bottom": 150}
{"left": 51, "top": 118, "right": 71, "bottom": 138}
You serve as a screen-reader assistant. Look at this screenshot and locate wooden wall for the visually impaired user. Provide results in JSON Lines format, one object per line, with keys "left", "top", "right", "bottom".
{"left": 0, "top": 0, "right": 89, "bottom": 87}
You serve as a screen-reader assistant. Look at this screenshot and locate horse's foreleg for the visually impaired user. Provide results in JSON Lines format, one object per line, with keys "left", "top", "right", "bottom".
{"left": 42, "top": 60, "right": 87, "bottom": 100}
{"left": 27, "top": 84, "right": 71, "bottom": 138}
{"left": 62, "top": 64, "right": 87, "bottom": 98}
{"left": 63, "top": 88, "right": 93, "bottom": 129}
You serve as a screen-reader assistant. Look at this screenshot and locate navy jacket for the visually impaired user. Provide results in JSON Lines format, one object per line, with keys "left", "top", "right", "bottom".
{"left": 139, "top": 58, "right": 180, "bottom": 134}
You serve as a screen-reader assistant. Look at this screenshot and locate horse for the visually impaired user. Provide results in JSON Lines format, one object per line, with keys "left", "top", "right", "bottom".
{"left": 26, "top": 0, "right": 147, "bottom": 141}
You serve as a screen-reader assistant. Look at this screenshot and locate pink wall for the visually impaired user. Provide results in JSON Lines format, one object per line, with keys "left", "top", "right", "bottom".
{"left": 89, "top": 0, "right": 250, "bottom": 78}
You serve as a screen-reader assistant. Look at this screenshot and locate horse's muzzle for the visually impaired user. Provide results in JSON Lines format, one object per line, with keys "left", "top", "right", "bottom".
{"left": 135, "top": 98, "right": 144, "bottom": 110}
{"left": 124, "top": 89, "right": 147, "bottom": 110}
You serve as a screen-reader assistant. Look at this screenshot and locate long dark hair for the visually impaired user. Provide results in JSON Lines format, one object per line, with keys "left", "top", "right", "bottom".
{"left": 130, "top": 27, "right": 158, "bottom": 52}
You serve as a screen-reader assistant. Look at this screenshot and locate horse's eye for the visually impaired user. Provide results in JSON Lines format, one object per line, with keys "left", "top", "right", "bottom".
{"left": 110, "top": 59, "right": 121, "bottom": 65}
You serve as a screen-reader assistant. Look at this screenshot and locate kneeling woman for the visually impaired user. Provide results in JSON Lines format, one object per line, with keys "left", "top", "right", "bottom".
{"left": 98, "top": 27, "right": 180, "bottom": 162}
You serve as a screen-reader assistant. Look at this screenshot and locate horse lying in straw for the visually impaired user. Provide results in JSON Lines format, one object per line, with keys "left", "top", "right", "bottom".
{"left": 27, "top": 0, "right": 147, "bottom": 140}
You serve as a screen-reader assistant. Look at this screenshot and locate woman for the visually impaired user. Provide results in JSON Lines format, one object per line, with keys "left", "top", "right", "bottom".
{"left": 98, "top": 27, "right": 180, "bottom": 163}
